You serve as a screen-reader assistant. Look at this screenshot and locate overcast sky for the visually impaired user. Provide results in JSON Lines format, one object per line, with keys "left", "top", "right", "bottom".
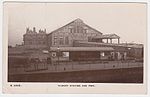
{"left": 6, "top": 3, "right": 146, "bottom": 46}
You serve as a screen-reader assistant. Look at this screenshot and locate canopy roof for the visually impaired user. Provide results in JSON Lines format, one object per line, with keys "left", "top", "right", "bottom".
{"left": 93, "top": 34, "right": 120, "bottom": 39}
{"left": 76, "top": 41, "right": 143, "bottom": 48}
{"left": 50, "top": 47, "right": 114, "bottom": 52}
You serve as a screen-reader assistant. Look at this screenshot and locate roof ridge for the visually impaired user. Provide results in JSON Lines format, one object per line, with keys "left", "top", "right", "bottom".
{"left": 47, "top": 18, "right": 102, "bottom": 35}
{"left": 47, "top": 19, "right": 76, "bottom": 35}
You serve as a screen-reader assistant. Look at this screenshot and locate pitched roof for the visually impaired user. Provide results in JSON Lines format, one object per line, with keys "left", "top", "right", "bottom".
{"left": 47, "top": 18, "right": 102, "bottom": 35}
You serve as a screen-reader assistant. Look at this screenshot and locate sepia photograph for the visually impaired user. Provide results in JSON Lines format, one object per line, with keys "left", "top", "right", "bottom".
{"left": 2, "top": 2, "right": 147, "bottom": 94}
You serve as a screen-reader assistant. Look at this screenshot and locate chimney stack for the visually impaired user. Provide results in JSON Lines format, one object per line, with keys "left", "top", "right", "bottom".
{"left": 33, "top": 27, "right": 36, "bottom": 33}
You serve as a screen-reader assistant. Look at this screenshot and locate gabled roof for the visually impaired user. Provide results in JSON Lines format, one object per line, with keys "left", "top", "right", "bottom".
{"left": 47, "top": 18, "right": 102, "bottom": 35}
{"left": 84, "top": 24, "right": 102, "bottom": 34}
{"left": 93, "top": 34, "right": 120, "bottom": 39}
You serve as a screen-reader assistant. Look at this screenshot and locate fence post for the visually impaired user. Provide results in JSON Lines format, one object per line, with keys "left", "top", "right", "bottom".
{"left": 104, "top": 62, "right": 105, "bottom": 69}
{"left": 72, "top": 62, "right": 73, "bottom": 70}
{"left": 128, "top": 60, "right": 129, "bottom": 67}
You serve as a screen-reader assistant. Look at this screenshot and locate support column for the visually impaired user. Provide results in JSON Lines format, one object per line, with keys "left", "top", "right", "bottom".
{"left": 110, "top": 39, "right": 112, "bottom": 44}
{"left": 118, "top": 38, "right": 120, "bottom": 44}
{"left": 107, "top": 39, "right": 108, "bottom": 43}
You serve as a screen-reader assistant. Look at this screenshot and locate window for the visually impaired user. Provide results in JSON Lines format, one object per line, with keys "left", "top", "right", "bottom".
{"left": 100, "top": 52, "right": 105, "bottom": 57}
{"left": 84, "top": 29, "right": 87, "bottom": 33}
{"left": 75, "top": 26, "right": 83, "bottom": 33}
{"left": 62, "top": 52, "right": 69, "bottom": 57}
{"left": 65, "top": 36, "right": 69, "bottom": 45}
{"left": 54, "top": 36, "right": 57, "bottom": 45}
{"left": 69, "top": 28, "right": 73, "bottom": 33}
{"left": 59, "top": 37, "right": 64, "bottom": 45}
{"left": 74, "top": 27, "right": 76, "bottom": 33}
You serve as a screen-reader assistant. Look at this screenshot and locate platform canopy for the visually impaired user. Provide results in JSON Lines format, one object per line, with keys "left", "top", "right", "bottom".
{"left": 49, "top": 47, "right": 114, "bottom": 52}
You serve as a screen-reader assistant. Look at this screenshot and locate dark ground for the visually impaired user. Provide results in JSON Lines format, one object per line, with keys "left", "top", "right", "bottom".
{"left": 8, "top": 67, "right": 143, "bottom": 83}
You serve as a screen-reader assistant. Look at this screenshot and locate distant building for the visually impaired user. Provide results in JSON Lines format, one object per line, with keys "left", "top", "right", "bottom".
{"left": 23, "top": 27, "right": 47, "bottom": 49}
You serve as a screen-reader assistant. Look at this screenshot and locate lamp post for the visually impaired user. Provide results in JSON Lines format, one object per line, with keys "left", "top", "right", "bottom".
{"left": 57, "top": 46, "right": 60, "bottom": 66}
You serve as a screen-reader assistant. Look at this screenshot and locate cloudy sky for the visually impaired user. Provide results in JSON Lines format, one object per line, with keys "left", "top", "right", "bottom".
{"left": 6, "top": 3, "right": 147, "bottom": 46}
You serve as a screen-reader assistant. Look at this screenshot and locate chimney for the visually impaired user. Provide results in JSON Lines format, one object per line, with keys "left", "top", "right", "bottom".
{"left": 26, "top": 27, "right": 29, "bottom": 33}
{"left": 44, "top": 29, "right": 46, "bottom": 33}
{"left": 33, "top": 27, "right": 36, "bottom": 33}
{"left": 39, "top": 29, "right": 41, "bottom": 33}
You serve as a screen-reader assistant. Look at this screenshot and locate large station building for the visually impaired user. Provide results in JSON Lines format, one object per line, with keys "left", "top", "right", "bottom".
{"left": 9, "top": 18, "right": 143, "bottom": 64}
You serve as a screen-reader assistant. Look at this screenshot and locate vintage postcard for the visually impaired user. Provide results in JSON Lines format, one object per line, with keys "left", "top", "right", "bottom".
{"left": 2, "top": 2, "right": 147, "bottom": 94}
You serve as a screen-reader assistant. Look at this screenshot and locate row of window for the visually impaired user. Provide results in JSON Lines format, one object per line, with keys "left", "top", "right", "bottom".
{"left": 53, "top": 36, "right": 69, "bottom": 45}
{"left": 25, "top": 41, "right": 46, "bottom": 45}
{"left": 24, "top": 35, "right": 46, "bottom": 39}
{"left": 69, "top": 28, "right": 87, "bottom": 33}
